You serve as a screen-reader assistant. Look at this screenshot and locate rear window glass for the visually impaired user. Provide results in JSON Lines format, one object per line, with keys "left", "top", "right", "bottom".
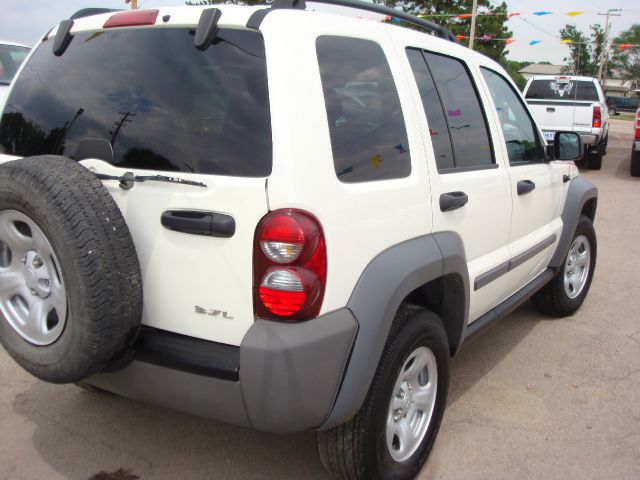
{"left": 317, "top": 36, "right": 411, "bottom": 183}
{"left": 0, "top": 44, "right": 29, "bottom": 84}
{"left": 0, "top": 29, "right": 272, "bottom": 177}
{"left": 525, "top": 80, "right": 599, "bottom": 101}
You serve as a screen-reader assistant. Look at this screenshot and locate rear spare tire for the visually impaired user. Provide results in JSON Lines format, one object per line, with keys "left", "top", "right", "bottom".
{"left": 0, "top": 156, "right": 142, "bottom": 383}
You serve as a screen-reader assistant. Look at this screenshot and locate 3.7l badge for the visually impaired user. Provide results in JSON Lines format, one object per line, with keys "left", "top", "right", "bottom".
{"left": 195, "top": 306, "right": 234, "bottom": 319}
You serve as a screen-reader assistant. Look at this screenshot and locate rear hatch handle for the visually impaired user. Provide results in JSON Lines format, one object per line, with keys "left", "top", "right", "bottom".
{"left": 161, "top": 210, "right": 235, "bottom": 238}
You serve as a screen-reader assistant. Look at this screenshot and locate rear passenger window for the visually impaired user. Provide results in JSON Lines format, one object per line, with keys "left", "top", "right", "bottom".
{"left": 317, "top": 36, "right": 411, "bottom": 183}
{"left": 406, "top": 49, "right": 455, "bottom": 170}
{"left": 407, "top": 49, "right": 494, "bottom": 171}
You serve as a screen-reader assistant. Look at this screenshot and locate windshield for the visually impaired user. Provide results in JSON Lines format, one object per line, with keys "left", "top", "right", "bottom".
{"left": 525, "top": 79, "right": 599, "bottom": 101}
{"left": 0, "top": 29, "right": 272, "bottom": 177}
{"left": 0, "top": 44, "right": 30, "bottom": 85}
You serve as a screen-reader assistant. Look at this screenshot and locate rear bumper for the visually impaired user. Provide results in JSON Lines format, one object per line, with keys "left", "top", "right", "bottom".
{"left": 633, "top": 140, "right": 640, "bottom": 152}
{"left": 542, "top": 131, "right": 603, "bottom": 147}
{"left": 86, "top": 309, "right": 358, "bottom": 433}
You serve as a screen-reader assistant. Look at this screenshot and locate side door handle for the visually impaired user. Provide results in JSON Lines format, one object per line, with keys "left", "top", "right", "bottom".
{"left": 546, "top": 107, "right": 555, "bottom": 113}
{"left": 439, "top": 191, "right": 468, "bottom": 212}
{"left": 517, "top": 179, "right": 536, "bottom": 196}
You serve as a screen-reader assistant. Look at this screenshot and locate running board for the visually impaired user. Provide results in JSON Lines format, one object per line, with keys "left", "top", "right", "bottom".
{"left": 462, "top": 268, "right": 555, "bottom": 346}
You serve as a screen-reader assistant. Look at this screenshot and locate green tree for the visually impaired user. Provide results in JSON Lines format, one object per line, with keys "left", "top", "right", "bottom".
{"left": 499, "top": 59, "right": 530, "bottom": 91}
{"left": 560, "top": 24, "right": 593, "bottom": 75}
{"left": 611, "top": 24, "right": 640, "bottom": 91}
{"left": 378, "top": 0, "right": 512, "bottom": 62}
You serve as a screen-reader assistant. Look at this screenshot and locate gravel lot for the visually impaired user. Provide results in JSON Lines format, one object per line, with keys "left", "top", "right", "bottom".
{"left": 1, "top": 119, "right": 638, "bottom": 480}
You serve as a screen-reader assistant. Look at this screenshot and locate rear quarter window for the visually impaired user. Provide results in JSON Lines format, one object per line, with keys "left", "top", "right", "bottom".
{"left": 316, "top": 36, "right": 411, "bottom": 183}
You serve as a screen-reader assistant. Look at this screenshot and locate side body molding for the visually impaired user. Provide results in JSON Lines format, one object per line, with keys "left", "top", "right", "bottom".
{"left": 321, "top": 233, "right": 469, "bottom": 429}
{"left": 548, "top": 177, "right": 597, "bottom": 269}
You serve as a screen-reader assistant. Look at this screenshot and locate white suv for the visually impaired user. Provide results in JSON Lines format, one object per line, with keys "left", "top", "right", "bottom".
{"left": 0, "top": 2, "right": 597, "bottom": 479}
{"left": 523, "top": 75, "right": 609, "bottom": 170}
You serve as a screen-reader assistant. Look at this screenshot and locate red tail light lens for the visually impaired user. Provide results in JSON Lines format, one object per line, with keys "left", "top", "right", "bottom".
{"left": 254, "top": 209, "right": 326, "bottom": 321}
{"left": 592, "top": 105, "right": 602, "bottom": 128}
{"left": 104, "top": 10, "right": 159, "bottom": 28}
{"left": 635, "top": 109, "right": 640, "bottom": 141}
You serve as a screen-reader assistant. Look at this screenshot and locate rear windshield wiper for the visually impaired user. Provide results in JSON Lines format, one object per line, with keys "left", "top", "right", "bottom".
{"left": 96, "top": 171, "right": 207, "bottom": 190}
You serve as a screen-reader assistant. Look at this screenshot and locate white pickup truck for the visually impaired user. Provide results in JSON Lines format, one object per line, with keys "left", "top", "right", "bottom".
{"left": 524, "top": 75, "right": 609, "bottom": 170}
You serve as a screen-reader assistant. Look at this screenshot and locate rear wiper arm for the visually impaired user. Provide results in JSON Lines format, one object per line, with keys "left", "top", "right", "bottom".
{"left": 96, "top": 171, "right": 207, "bottom": 190}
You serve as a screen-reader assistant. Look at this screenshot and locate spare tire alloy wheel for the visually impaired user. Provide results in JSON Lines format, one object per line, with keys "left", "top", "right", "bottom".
{"left": 0, "top": 210, "right": 67, "bottom": 345}
{"left": 0, "top": 156, "right": 143, "bottom": 384}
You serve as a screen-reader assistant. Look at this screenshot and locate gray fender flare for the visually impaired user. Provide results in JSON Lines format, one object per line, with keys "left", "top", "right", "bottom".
{"left": 549, "top": 177, "right": 597, "bottom": 269}
{"left": 320, "top": 233, "right": 469, "bottom": 429}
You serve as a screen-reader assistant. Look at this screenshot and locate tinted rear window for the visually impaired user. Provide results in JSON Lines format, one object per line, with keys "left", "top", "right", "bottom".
{"left": 525, "top": 79, "right": 599, "bottom": 101}
{"left": 0, "top": 29, "right": 272, "bottom": 176}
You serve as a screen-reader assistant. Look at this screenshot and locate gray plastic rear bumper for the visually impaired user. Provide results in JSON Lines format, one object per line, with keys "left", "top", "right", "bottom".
{"left": 86, "top": 308, "right": 358, "bottom": 433}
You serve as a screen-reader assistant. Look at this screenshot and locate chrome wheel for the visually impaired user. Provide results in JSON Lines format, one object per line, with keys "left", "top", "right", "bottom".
{"left": 386, "top": 346, "right": 438, "bottom": 462}
{"left": 0, "top": 210, "right": 67, "bottom": 345}
{"left": 564, "top": 234, "right": 591, "bottom": 299}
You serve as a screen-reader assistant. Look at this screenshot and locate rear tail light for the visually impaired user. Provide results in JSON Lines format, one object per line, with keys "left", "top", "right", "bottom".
{"left": 254, "top": 209, "right": 326, "bottom": 321}
{"left": 592, "top": 105, "right": 602, "bottom": 128}
{"left": 635, "top": 109, "right": 640, "bottom": 141}
{"left": 104, "top": 10, "right": 159, "bottom": 28}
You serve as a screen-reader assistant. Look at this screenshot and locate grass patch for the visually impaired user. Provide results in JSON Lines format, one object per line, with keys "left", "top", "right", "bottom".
{"left": 614, "top": 113, "right": 636, "bottom": 121}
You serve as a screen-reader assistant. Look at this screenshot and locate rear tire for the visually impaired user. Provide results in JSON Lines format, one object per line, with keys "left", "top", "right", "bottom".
{"left": 587, "top": 142, "right": 603, "bottom": 170}
{"left": 608, "top": 107, "right": 617, "bottom": 116}
{"left": 318, "top": 305, "right": 449, "bottom": 480}
{"left": 532, "top": 215, "right": 596, "bottom": 317}
{"left": 631, "top": 150, "right": 640, "bottom": 177}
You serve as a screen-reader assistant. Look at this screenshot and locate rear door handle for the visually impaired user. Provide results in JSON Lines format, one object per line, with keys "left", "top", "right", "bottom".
{"left": 546, "top": 107, "right": 555, "bottom": 112}
{"left": 439, "top": 191, "right": 468, "bottom": 212}
{"left": 517, "top": 180, "right": 536, "bottom": 196}
{"left": 161, "top": 210, "right": 235, "bottom": 237}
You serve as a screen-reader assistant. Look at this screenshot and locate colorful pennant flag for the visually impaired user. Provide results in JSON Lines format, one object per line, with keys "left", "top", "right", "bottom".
{"left": 529, "top": 40, "right": 542, "bottom": 46}
{"left": 506, "top": 38, "right": 516, "bottom": 45}
{"left": 566, "top": 11, "right": 585, "bottom": 17}
{"left": 532, "top": 11, "right": 552, "bottom": 16}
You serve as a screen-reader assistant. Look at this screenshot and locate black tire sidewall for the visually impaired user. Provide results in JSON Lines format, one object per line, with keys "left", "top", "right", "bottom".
{"left": 364, "top": 311, "right": 450, "bottom": 480}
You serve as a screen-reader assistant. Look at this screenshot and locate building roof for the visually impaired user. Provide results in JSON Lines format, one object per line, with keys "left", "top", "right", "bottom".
{"left": 518, "top": 63, "right": 564, "bottom": 75}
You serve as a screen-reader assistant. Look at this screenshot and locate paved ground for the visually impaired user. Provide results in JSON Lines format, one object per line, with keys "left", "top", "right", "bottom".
{"left": 1, "top": 119, "right": 639, "bottom": 480}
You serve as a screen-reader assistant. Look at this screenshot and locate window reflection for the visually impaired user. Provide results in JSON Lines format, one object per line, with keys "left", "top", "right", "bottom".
{"left": 317, "top": 36, "right": 411, "bottom": 183}
{"left": 0, "top": 29, "right": 272, "bottom": 177}
{"left": 481, "top": 68, "right": 544, "bottom": 164}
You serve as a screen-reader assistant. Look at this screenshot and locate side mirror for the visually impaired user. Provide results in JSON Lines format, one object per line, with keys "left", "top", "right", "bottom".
{"left": 553, "top": 131, "right": 583, "bottom": 161}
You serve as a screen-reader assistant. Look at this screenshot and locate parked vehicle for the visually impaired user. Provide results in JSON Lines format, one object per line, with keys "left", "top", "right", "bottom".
{"left": 606, "top": 95, "right": 640, "bottom": 116}
{"left": 0, "top": 3, "right": 597, "bottom": 479}
{"left": 632, "top": 106, "right": 640, "bottom": 177}
{"left": 523, "top": 75, "right": 609, "bottom": 170}
{"left": 0, "top": 41, "right": 30, "bottom": 110}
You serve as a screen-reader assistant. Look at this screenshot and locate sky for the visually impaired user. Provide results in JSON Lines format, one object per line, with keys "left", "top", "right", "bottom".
{"left": 1, "top": 0, "right": 639, "bottom": 65}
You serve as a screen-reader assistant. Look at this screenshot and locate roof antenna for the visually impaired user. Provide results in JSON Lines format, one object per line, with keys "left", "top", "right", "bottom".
{"left": 53, "top": 19, "right": 74, "bottom": 56}
{"left": 194, "top": 8, "right": 222, "bottom": 50}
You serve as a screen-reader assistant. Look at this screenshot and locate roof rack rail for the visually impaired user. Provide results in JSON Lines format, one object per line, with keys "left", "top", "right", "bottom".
{"left": 246, "top": 0, "right": 458, "bottom": 43}
{"left": 70, "top": 8, "right": 121, "bottom": 20}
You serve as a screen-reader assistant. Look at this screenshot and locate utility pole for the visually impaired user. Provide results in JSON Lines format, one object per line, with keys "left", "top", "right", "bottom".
{"left": 468, "top": 0, "right": 478, "bottom": 49}
{"left": 597, "top": 8, "right": 621, "bottom": 82}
